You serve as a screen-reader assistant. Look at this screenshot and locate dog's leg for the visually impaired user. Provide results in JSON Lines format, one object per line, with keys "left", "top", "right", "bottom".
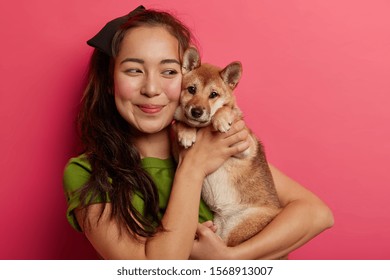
{"left": 225, "top": 207, "right": 281, "bottom": 247}
{"left": 212, "top": 106, "right": 237, "bottom": 132}
{"left": 176, "top": 122, "right": 197, "bottom": 148}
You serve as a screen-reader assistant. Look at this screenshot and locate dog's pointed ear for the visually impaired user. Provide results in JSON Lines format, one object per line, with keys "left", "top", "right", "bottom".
{"left": 220, "top": 62, "right": 242, "bottom": 89}
{"left": 182, "top": 47, "right": 201, "bottom": 74}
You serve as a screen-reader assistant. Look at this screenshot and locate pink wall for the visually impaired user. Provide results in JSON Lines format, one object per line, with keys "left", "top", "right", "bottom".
{"left": 1, "top": 0, "right": 389, "bottom": 259}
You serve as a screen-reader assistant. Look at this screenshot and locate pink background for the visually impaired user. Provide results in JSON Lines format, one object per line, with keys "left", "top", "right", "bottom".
{"left": 1, "top": 0, "right": 389, "bottom": 259}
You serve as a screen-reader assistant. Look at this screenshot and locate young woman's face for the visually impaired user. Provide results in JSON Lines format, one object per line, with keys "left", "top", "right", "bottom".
{"left": 114, "top": 26, "right": 182, "bottom": 134}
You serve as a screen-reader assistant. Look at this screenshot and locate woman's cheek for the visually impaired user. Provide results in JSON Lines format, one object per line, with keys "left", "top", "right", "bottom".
{"left": 114, "top": 74, "right": 141, "bottom": 99}
{"left": 165, "top": 78, "right": 182, "bottom": 101}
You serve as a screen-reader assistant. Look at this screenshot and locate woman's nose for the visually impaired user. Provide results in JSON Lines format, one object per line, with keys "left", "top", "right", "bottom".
{"left": 141, "top": 74, "right": 161, "bottom": 97}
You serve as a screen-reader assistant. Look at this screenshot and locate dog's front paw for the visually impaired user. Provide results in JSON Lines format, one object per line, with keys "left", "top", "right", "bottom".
{"left": 213, "top": 117, "right": 232, "bottom": 133}
{"left": 178, "top": 127, "right": 197, "bottom": 149}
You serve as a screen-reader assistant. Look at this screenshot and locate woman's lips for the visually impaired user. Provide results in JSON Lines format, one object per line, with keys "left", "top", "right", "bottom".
{"left": 138, "top": 104, "right": 164, "bottom": 114}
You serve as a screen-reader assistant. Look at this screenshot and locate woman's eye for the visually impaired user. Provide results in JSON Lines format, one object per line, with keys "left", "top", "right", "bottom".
{"left": 124, "top": 68, "right": 142, "bottom": 75}
{"left": 162, "top": 69, "right": 178, "bottom": 76}
{"left": 209, "top": 91, "right": 219, "bottom": 99}
{"left": 187, "top": 86, "right": 196, "bottom": 94}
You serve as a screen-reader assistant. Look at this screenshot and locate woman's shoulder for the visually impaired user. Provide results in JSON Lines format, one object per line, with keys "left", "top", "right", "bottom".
{"left": 65, "top": 153, "right": 91, "bottom": 169}
{"left": 63, "top": 154, "right": 92, "bottom": 193}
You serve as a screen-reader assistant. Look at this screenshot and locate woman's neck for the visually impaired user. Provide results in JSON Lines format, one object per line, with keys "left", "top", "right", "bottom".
{"left": 133, "top": 128, "right": 172, "bottom": 159}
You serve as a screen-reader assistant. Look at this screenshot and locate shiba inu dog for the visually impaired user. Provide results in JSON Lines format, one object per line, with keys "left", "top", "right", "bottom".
{"left": 174, "top": 47, "right": 282, "bottom": 247}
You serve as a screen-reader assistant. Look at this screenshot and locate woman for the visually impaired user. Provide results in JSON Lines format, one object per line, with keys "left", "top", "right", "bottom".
{"left": 63, "top": 5, "right": 333, "bottom": 259}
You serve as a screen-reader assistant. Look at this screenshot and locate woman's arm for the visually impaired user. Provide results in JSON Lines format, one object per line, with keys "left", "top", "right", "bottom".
{"left": 76, "top": 121, "right": 250, "bottom": 259}
{"left": 76, "top": 157, "right": 205, "bottom": 260}
{"left": 191, "top": 164, "right": 334, "bottom": 259}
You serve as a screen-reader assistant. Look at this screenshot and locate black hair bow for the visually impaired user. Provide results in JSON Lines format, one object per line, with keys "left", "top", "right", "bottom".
{"left": 87, "top": 5, "right": 146, "bottom": 56}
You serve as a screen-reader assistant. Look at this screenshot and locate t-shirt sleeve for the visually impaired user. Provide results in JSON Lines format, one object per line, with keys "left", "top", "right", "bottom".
{"left": 63, "top": 156, "right": 145, "bottom": 232}
{"left": 63, "top": 157, "right": 93, "bottom": 232}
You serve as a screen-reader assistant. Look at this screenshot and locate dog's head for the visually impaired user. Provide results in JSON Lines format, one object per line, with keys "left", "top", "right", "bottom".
{"left": 175, "top": 47, "right": 242, "bottom": 127}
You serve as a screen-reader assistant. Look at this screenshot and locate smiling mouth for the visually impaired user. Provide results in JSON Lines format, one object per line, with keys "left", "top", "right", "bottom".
{"left": 138, "top": 105, "right": 164, "bottom": 114}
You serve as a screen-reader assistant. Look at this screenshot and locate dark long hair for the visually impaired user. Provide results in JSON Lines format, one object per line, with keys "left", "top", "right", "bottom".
{"left": 77, "top": 9, "right": 193, "bottom": 239}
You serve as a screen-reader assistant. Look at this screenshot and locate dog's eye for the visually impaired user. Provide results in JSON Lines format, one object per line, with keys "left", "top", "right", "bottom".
{"left": 187, "top": 86, "right": 196, "bottom": 95}
{"left": 209, "top": 91, "right": 219, "bottom": 99}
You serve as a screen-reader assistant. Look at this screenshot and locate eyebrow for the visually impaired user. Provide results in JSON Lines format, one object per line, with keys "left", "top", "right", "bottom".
{"left": 161, "top": 59, "right": 181, "bottom": 65}
{"left": 120, "top": 58, "right": 180, "bottom": 65}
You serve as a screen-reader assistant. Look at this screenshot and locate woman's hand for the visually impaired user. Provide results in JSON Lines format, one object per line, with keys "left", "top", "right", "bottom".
{"left": 177, "top": 120, "right": 250, "bottom": 176}
{"left": 190, "top": 222, "right": 234, "bottom": 260}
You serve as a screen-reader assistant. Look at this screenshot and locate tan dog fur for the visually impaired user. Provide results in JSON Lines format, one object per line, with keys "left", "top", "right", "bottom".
{"left": 174, "top": 47, "right": 281, "bottom": 247}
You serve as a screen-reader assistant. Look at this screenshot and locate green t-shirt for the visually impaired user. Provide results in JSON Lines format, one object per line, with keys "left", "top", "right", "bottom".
{"left": 63, "top": 154, "right": 213, "bottom": 231}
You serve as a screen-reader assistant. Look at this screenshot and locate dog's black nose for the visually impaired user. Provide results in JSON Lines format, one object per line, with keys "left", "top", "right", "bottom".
{"left": 191, "top": 107, "right": 204, "bottom": 119}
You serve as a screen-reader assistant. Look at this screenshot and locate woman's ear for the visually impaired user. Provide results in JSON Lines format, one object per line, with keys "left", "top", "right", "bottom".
{"left": 182, "top": 46, "right": 201, "bottom": 74}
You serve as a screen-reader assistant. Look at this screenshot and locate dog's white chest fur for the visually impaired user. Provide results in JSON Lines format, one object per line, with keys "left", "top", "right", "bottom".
{"left": 202, "top": 160, "right": 239, "bottom": 214}
{"left": 201, "top": 158, "right": 248, "bottom": 240}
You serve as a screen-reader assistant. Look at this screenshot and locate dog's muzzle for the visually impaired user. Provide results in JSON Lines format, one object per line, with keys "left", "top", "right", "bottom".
{"left": 184, "top": 106, "right": 211, "bottom": 126}
{"left": 190, "top": 107, "right": 204, "bottom": 119}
